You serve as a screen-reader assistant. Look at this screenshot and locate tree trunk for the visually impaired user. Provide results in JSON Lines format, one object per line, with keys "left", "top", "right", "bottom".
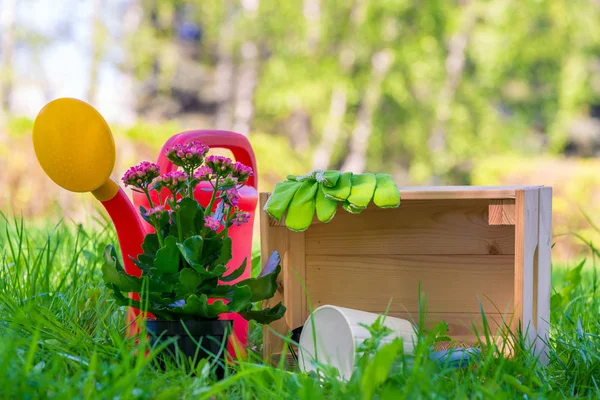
{"left": 303, "top": 0, "right": 320, "bottom": 52}
{"left": 214, "top": 0, "right": 237, "bottom": 130}
{"left": 428, "top": 2, "right": 478, "bottom": 183}
{"left": 87, "top": 0, "right": 104, "bottom": 104}
{"left": 0, "top": 0, "right": 17, "bottom": 118}
{"left": 341, "top": 49, "right": 393, "bottom": 173}
{"left": 232, "top": 0, "right": 260, "bottom": 136}
{"left": 311, "top": 0, "right": 368, "bottom": 170}
{"left": 312, "top": 86, "right": 347, "bottom": 170}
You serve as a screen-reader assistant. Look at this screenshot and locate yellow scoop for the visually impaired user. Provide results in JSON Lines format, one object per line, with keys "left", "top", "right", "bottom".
{"left": 32, "top": 97, "right": 118, "bottom": 201}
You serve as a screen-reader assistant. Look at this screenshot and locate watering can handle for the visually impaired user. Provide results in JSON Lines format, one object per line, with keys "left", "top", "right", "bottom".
{"left": 156, "top": 130, "right": 258, "bottom": 188}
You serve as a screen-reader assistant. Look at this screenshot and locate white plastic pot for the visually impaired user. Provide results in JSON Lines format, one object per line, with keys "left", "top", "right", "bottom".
{"left": 297, "top": 305, "right": 417, "bottom": 380}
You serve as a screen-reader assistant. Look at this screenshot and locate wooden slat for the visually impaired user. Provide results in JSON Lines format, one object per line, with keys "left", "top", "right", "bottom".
{"left": 535, "top": 187, "right": 552, "bottom": 364}
{"left": 396, "top": 185, "right": 542, "bottom": 200}
{"left": 305, "top": 255, "right": 514, "bottom": 314}
{"left": 260, "top": 193, "right": 291, "bottom": 361}
{"left": 306, "top": 199, "right": 516, "bottom": 256}
{"left": 513, "top": 189, "right": 539, "bottom": 345}
{"left": 385, "top": 311, "right": 512, "bottom": 342}
{"left": 488, "top": 199, "right": 516, "bottom": 225}
{"left": 286, "top": 231, "right": 307, "bottom": 330}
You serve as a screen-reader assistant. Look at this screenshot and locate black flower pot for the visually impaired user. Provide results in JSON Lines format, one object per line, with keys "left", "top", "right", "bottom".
{"left": 146, "top": 319, "right": 232, "bottom": 379}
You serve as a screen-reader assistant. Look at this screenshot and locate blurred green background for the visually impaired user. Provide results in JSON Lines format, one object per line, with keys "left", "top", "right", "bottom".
{"left": 2, "top": 0, "right": 600, "bottom": 261}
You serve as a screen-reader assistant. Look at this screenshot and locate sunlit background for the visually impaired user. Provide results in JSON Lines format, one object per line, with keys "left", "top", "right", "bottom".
{"left": 1, "top": 0, "right": 600, "bottom": 261}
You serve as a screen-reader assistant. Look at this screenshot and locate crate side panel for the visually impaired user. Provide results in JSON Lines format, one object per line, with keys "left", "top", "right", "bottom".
{"left": 387, "top": 311, "right": 511, "bottom": 345}
{"left": 305, "top": 255, "right": 515, "bottom": 314}
{"left": 306, "top": 199, "right": 516, "bottom": 256}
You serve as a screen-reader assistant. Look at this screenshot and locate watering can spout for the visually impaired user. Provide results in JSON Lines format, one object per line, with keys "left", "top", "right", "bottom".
{"left": 32, "top": 98, "right": 148, "bottom": 332}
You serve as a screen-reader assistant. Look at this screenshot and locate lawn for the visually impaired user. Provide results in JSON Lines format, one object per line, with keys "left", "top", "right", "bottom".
{"left": 1, "top": 214, "right": 599, "bottom": 399}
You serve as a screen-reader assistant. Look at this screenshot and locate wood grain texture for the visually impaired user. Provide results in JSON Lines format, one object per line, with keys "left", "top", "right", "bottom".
{"left": 488, "top": 200, "right": 516, "bottom": 225}
{"left": 513, "top": 189, "right": 539, "bottom": 346}
{"left": 535, "top": 187, "right": 552, "bottom": 364}
{"left": 286, "top": 231, "right": 307, "bottom": 330}
{"left": 260, "top": 194, "right": 289, "bottom": 361}
{"left": 306, "top": 199, "right": 516, "bottom": 256}
{"left": 395, "top": 185, "right": 542, "bottom": 200}
{"left": 305, "top": 255, "right": 515, "bottom": 314}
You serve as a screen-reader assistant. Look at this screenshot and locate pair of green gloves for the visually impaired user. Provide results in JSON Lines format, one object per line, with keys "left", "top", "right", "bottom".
{"left": 264, "top": 170, "right": 401, "bottom": 232}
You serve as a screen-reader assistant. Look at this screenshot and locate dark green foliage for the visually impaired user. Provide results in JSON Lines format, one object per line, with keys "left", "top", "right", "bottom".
{"left": 102, "top": 199, "right": 285, "bottom": 323}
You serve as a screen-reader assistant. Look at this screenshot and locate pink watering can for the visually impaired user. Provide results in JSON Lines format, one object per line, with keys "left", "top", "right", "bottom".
{"left": 31, "top": 98, "right": 257, "bottom": 357}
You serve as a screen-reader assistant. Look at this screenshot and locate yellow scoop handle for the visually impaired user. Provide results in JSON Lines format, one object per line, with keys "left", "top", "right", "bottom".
{"left": 32, "top": 98, "right": 118, "bottom": 201}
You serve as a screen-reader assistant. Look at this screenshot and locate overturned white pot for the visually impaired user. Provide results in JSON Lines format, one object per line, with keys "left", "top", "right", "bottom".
{"left": 297, "top": 305, "right": 417, "bottom": 380}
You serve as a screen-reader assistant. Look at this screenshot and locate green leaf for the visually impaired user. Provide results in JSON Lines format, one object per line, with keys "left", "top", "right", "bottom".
{"left": 215, "top": 237, "right": 232, "bottom": 267}
{"left": 111, "top": 287, "right": 172, "bottom": 320}
{"left": 235, "top": 265, "right": 281, "bottom": 302}
{"left": 154, "top": 236, "right": 180, "bottom": 274}
{"left": 141, "top": 233, "right": 160, "bottom": 256}
{"left": 176, "top": 235, "right": 204, "bottom": 265}
{"left": 226, "top": 285, "right": 253, "bottom": 312}
{"left": 206, "top": 283, "right": 236, "bottom": 298}
{"left": 101, "top": 245, "right": 142, "bottom": 292}
{"left": 178, "top": 197, "right": 202, "bottom": 239}
{"left": 220, "top": 258, "right": 248, "bottom": 282}
{"left": 175, "top": 268, "right": 204, "bottom": 296}
{"left": 239, "top": 302, "right": 286, "bottom": 324}
{"left": 129, "top": 254, "right": 152, "bottom": 274}
{"left": 201, "top": 236, "right": 224, "bottom": 268}
{"left": 360, "top": 339, "right": 404, "bottom": 400}
{"left": 174, "top": 294, "right": 229, "bottom": 319}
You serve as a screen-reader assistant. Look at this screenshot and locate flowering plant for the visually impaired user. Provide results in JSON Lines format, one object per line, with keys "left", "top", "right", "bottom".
{"left": 101, "top": 141, "right": 285, "bottom": 323}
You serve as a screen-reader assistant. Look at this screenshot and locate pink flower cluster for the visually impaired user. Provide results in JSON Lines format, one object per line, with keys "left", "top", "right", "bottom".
{"left": 122, "top": 161, "right": 160, "bottom": 189}
{"left": 204, "top": 215, "right": 221, "bottom": 231}
{"left": 166, "top": 141, "right": 209, "bottom": 168}
{"left": 205, "top": 155, "right": 233, "bottom": 174}
{"left": 194, "top": 166, "right": 213, "bottom": 181}
{"left": 232, "top": 211, "right": 250, "bottom": 226}
{"left": 145, "top": 205, "right": 165, "bottom": 217}
{"left": 232, "top": 162, "right": 253, "bottom": 184}
{"left": 225, "top": 188, "right": 239, "bottom": 206}
{"left": 154, "top": 171, "right": 188, "bottom": 194}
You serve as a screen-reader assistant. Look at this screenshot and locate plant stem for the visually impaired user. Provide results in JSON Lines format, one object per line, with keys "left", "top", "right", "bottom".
{"left": 176, "top": 208, "right": 183, "bottom": 242}
{"left": 205, "top": 174, "right": 220, "bottom": 214}
{"left": 143, "top": 188, "right": 154, "bottom": 209}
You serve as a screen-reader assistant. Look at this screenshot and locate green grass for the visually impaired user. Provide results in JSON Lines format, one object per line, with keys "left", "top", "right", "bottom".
{"left": 1, "top": 215, "right": 600, "bottom": 399}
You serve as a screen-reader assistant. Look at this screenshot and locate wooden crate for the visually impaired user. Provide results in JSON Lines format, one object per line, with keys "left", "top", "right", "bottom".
{"left": 260, "top": 186, "right": 552, "bottom": 363}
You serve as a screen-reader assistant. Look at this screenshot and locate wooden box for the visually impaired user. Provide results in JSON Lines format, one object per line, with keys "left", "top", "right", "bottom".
{"left": 260, "top": 186, "right": 552, "bottom": 362}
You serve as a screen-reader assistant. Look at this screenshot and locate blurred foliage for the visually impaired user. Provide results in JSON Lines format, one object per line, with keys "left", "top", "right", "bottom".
{"left": 122, "top": 0, "right": 600, "bottom": 183}
{"left": 4, "top": 0, "right": 600, "bottom": 261}
{"left": 472, "top": 155, "right": 600, "bottom": 259}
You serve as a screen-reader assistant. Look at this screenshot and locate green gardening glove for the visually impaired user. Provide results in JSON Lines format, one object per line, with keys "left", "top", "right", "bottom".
{"left": 343, "top": 173, "right": 377, "bottom": 213}
{"left": 285, "top": 181, "right": 319, "bottom": 232}
{"left": 263, "top": 180, "right": 302, "bottom": 221}
{"left": 315, "top": 185, "right": 338, "bottom": 223}
{"left": 373, "top": 173, "right": 401, "bottom": 208}
{"left": 322, "top": 171, "right": 352, "bottom": 201}
{"left": 315, "top": 170, "right": 341, "bottom": 188}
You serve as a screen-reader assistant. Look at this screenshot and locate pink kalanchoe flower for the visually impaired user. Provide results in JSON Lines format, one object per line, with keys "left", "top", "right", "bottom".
{"left": 204, "top": 215, "right": 220, "bottom": 231}
{"left": 232, "top": 211, "right": 250, "bottom": 226}
{"left": 232, "top": 162, "right": 253, "bottom": 183}
{"left": 165, "top": 141, "right": 209, "bottom": 169}
{"left": 122, "top": 161, "right": 160, "bottom": 190}
{"left": 224, "top": 188, "right": 239, "bottom": 206}
{"left": 154, "top": 171, "right": 188, "bottom": 194}
{"left": 205, "top": 155, "right": 233, "bottom": 175}
{"left": 194, "top": 165, "right": 213, "bottom": 181}
{"left": 145, "top": 205, "right": 165, "bottom": 217}
{"left": 217, "top": 175, "right": 238, "bottom": 189}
